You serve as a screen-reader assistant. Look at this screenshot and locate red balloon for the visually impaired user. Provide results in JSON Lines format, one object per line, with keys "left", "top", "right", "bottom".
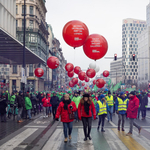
{"left": 69, "top": 81, "right": 74, "bottom": 87}
{"left": 72, "top": 78, "right": 78, "bottom": 84}
{"left": 85, "top": 76, "right": 90, "bottom": 82}
{"left": 83, "top": 34, "right": 108, "bottom": 60}
{"left": 86, "top": 69, "right": 96, "bottom": 78}
{"left": 84, "top": 87, "right": 87, "bottom": 89}
{"left": 103, "top": 70, "right": 109, "bottom": 77}
{"left": 93, "top": 80, "right": 96, "bottom": 85}
{"left": 63, "top": 20, "right": 89, "bottom": 48}
{"left": 34, "top": 68, "right": 44, "bottom": 77}
{"left": 65, "top": 63, "right": 74, "bottom": 72}
{"left": 77, "top": 83, "right": 79, "bottom": 86}
{"left": 78, "top": 71, "right": 86, "bottom": 81}
{"left": 96, "top": 79, "right": 105, "bottom": 88}
{"left": 68, "top": 71, "right": 74, "bottom": 77}
{"left": 82, "top": 83, "right": 85, "bottom": 86}
{"left": 74, "top": 66, "right": 81, "bottom": 74}
{"left": 47, "top": 56, "right": 59, "bottom": 69}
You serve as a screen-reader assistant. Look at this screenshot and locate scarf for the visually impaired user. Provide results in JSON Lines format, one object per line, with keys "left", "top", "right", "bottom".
{"left": 63, "top": 99, "right": 71, "bottom": 110}
{"left": 84, "top": 101, "right": 90, "bottom": 115}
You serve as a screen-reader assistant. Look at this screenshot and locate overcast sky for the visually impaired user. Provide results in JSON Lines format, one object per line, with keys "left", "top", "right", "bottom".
{"left": 46, "top": 0, "right": 149, "bottom": 75}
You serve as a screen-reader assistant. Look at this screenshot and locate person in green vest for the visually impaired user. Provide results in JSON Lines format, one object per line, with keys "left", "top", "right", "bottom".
{"left": 115, "top": 92, "right": 129, "bottom": 131}
{"left": 106, "top": 91, "right": 114, "bottom": 122}
{"left": 72, "top": 92, "right": 81, "bottom": 122}
{"left": 96, "top": 94, "right": 110, "bottom": 132}
{"left": 25, "top": 93, "right": 32, "bottom": 120}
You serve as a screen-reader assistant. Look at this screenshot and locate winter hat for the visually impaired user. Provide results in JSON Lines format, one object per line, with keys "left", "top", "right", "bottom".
{"left": 130, "top": 91, "right": 135, "bottom": 95}
{"left": 83, "top": 93, "right": 90, "bottom": 98}
{"left": 108, "top": 91, "right": 111, "bottom": 95}
{"left": 100, "top": 94, "right": 105, "bottom": 99}
{"left": 91, "top": 94, "right": 95, "bottom": 97}
{"left": 120, "top": 92, "right": 125, "bottom": 96}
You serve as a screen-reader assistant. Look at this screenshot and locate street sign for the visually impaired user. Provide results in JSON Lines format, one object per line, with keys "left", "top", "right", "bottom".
{"left": 21, "top": 68, "right": 27, "bottom": 84}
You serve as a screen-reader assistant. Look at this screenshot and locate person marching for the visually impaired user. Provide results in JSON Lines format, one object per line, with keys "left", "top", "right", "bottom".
{"left": 106, "top": 91, "right": 114, "bottom": 122}
{"left": 72, "top": 92, "right": 81, "bottom": 122}
{"left": 78, "top": 93, "right": 96, "bottom": 141}
{"left": 96, "top": 94, "right": 110, "bottom": 132}
{"left": 115, "top": 92, "right": 129, "bottom": 131}
{"left": 55, "top": 94, "right": 77, "bottom": 143}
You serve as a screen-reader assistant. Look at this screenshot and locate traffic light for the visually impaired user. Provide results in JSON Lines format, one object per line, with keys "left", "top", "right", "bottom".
{"left": 114, "top": 54, "right": 117, "bottom": 61}
{"left": 132, "top": 54, "right": 135, "bottom": 61}
{"left": 149, "top": 83, "right": 150, "bottom": 88}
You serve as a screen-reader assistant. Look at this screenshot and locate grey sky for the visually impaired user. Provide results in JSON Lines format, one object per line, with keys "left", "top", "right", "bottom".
{"left": 46, "top": 0, "right": 149, "bottom": 75}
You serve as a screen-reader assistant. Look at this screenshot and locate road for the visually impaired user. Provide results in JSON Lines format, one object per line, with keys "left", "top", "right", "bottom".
{"left": 0, "top": 112, "right": 150, "bottom": 150}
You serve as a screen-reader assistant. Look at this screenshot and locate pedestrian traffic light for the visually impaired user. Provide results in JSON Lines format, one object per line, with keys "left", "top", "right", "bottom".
{"left": 132, "top": 54, "right": 135, "bottom": 61}
{"left": 114, "top": 54, "right": 117, "bottom": 61}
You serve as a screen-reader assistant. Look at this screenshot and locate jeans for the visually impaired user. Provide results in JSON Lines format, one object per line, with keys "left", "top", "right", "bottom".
{"left": 43, "top": 107, "right": 48, "bottom": 117}
{"left": 142, "top": 110, "right": 146, "bottom": 118}
{"left": 52, "top": 106, "right": 57, "bottom": 119}
{"left": 17, "top": 107, "right": 23, "bottom": 121}
{"left": 118, "top": 114, "right": 126, "bottom": 128}
{"left": 98, "top": 114, "right": 106, "bottom": 128}
{"left": 63, "top": 122, "right": 73, "bottom": 138}
{"left": 137, "top": 107, "right": 141, "bottom": 118}
{"left": 27, "top": 109, "right": 31, "bottom": 119}
{"left": 75, "top": 110, "right": 79, "bottom": 121}
{"left": 48, "top": 106, "right": 52, "bottom": 114}
{"left": 81, "top": 117, "right": 92, "bottom": 137}
{"left": 129, "top": 118, "right": 141, "bottom": 133}
{"left": 1, "top": 113, "right": 6, "bottom": 122}
{"left": 107, "top": 106, "right": 113, "bottom": 121}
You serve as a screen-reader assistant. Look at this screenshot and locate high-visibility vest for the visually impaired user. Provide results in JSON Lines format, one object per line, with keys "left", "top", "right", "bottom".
{"left": 10, "top": 95, "right": 16, "bottom": 104}
{"left": 118, "top": 98, "right": 128, "bottom": 111}
{"left": 106, "top": 95, "right": 113, "bottom": 106}
{"left": 97, "top": 100, "right": 107, "bottom": 115}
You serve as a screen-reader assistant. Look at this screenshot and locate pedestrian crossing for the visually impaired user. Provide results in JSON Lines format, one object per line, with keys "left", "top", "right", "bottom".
{"left": 0, "top": 127, "right": 150, "bottom": 150}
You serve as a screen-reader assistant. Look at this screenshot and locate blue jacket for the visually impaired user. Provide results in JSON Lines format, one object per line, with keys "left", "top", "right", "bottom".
{"left": 96, "top": 100, "right": 110, "bottom": 114}
{"left": 115, "top": 97, "right": 129, "bottom": 114}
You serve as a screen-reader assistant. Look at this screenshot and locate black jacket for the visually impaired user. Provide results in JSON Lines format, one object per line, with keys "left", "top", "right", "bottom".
{"left": 0, "top": 99, "right": 7, "bottom": 114}
{"left": 16, "top": 95, "right": 24, "bottom": 108}
{"left": 136, "top": 94, "right": 142, "bottom": 106}
{"left": 140, "top": 95, "right": 148, "bottom": 111}
{"left": 50, "top": 96, "right": 59, "bottom": 107}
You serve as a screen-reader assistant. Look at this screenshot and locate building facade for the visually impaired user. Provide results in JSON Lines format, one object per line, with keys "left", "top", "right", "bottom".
{"left": 110, "top": 58, "right": 123, "bottom": 84}
{"left": 0, "top": 0, "right": 16, "bottom": 91}
{"left": 9, "top": 0, "right": 49, "bottom": 93}
{"left": 122, "top": 18, "right": 146, "bottom": 85}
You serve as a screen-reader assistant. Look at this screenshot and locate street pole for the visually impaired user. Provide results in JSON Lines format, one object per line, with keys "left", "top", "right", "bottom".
{"left": 23, "top": 0, "right": 26, "bottom": 96}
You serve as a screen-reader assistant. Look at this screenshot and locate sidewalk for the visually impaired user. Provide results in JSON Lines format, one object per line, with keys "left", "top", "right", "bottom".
{"left": 0, "top": 113, "right": 42, "bottom": 140}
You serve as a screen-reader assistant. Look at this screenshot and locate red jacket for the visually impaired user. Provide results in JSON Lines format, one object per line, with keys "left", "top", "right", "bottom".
{"left": 42, "top": 97, "right": 49, "bottom": 107}
{"left": 55, "top": 101, "right": 77, "bottom": 122}
{"left": 127, "top": 95, "right": 139, "bottom": 118}
{"left": 78, "top": 101, "right": 96, "bottom": 120}
{"left": 48, "top": 97, "right": 52, "bottom": 107}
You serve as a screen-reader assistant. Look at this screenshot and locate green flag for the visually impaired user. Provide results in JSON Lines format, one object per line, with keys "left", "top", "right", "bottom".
{"left": 93, "top": 84, "right": 98, "bottom": 92}
{"left": 113, "top": 81, "right": 122, "bottom": 91}
{"left": 58, "top": 86, "right": 60, "bottom": 88}
{"left": 110, "top": 82, "right": 113, "bottom": 93}
{"left": 108, "top": 79, "right": 111, "bottom": 86}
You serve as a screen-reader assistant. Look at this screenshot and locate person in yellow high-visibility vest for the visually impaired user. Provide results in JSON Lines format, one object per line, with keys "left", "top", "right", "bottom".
{"left": 106, "top": 91, "right": 114, "bottom": 122}
{"left": 96, "top": 94, "right": 110, "bottom": 132}
{"left": 115, "top": 92, "right": 129, "bottom": 131}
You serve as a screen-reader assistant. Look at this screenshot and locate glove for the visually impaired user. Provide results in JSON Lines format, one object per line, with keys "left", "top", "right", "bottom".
{"left": 70, "top": 105, "right": 73, "bottom": 109}
{"left": 55, "top": 118, "right": 59, "bottom": 121}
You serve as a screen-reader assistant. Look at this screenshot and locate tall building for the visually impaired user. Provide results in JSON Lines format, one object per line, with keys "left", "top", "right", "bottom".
{"left": 122, "top": 18, "right": 146, "bottom": 85}
{"left": 0, "top": 0, "right": 16, "bottom": 90}
{"left": 110, "top": 58, "right": 123, "bottom": 84}
{"left": 146, "top": 3, "right": 150, "bottom": 26}
{"left": 9, "top": 0, "right": 49, "bottom": 93}
{"left": 138, "top": 27, "right": 150, "bottom": 89}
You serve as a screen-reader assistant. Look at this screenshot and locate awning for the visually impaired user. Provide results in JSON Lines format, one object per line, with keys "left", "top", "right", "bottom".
{"left": 0, "top": 27, "right": 46, "bottom": 64}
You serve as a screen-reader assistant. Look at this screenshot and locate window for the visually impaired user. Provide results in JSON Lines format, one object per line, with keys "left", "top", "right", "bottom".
{"left": 30, "top": 34, "right": 37, "bottom": 43}
{"left": 22, "top": 5, "right": 26, "bottom": 14}
{"left": 29, "top": 20, "right": 34, "bottom": 29}
{"left": 29, "top": 64, "right": 33, "bottom": 76}
{"left": 16, "top": 5, "right": 18, "bottom": 14}
{"left": 13, "top": 65, "right": 17, "bottom": 74}
{"left": 30, "top": 6, "right": 34, "bottom": 15}
{"left": 16, "top": 20, "right": 18, "bottom": 27}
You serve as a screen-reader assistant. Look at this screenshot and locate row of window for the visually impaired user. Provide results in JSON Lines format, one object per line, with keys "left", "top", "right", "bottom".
{"left": 124, "top": 75, "right": 138, "bottom": 79}
{"left": 122, "top": 41, "right": 137, "bottom": 44}
{"left": 122, "top": 27, "right": 145, "bottom": 31}
{"left": 122, "top": 34, "right": 138, "bottom": 38}
{"left": 122, "top": 37, "right": 138, "bottom": 41}
{"left": 1, "top": 68, "right": 9, "bottom": 71}
{"left": 16, "top": 19, "right": 34, "bottom": 29}
{"left": 122, "top": 23, "right": 146, "bottom": 28}
{"left": 122, "top": 48, "right": 137, "bottom": 51}
{"left": 16, "top": 5, "right": 34, "bottom": 15}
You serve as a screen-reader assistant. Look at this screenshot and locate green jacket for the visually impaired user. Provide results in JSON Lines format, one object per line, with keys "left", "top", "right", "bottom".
{"left": 25, "top": 97, "right": 32, "bottom": 110}
{"left": 10, "top": 95, "right": 16, "bottom": 104}
{"left": 72, "top": 96, "right": 81, "bottom": 108}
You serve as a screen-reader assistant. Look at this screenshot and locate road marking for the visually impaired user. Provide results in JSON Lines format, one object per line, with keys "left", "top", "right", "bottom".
{"left": 112, "top": 128, "right": 146, "bottom": 150}
{"left": 103, "top": 129, "right": 128, "bottom": 150}
{"left": 146, "top": 116, "right": 150, "bottom": 119}
{"left": 42, "top": 129, "right": 63, "bottom": 150}
{"left": 77, "top": 128, "right": 94, "bottom": 150}
{"left": 24, "top": 125, "right": 47, "bottom": 128}
{"left": 105, "top": 118, "right": 117, "bottom": 127}
{"left": 0, "top": 128, "right": 38, "bottom": 150}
